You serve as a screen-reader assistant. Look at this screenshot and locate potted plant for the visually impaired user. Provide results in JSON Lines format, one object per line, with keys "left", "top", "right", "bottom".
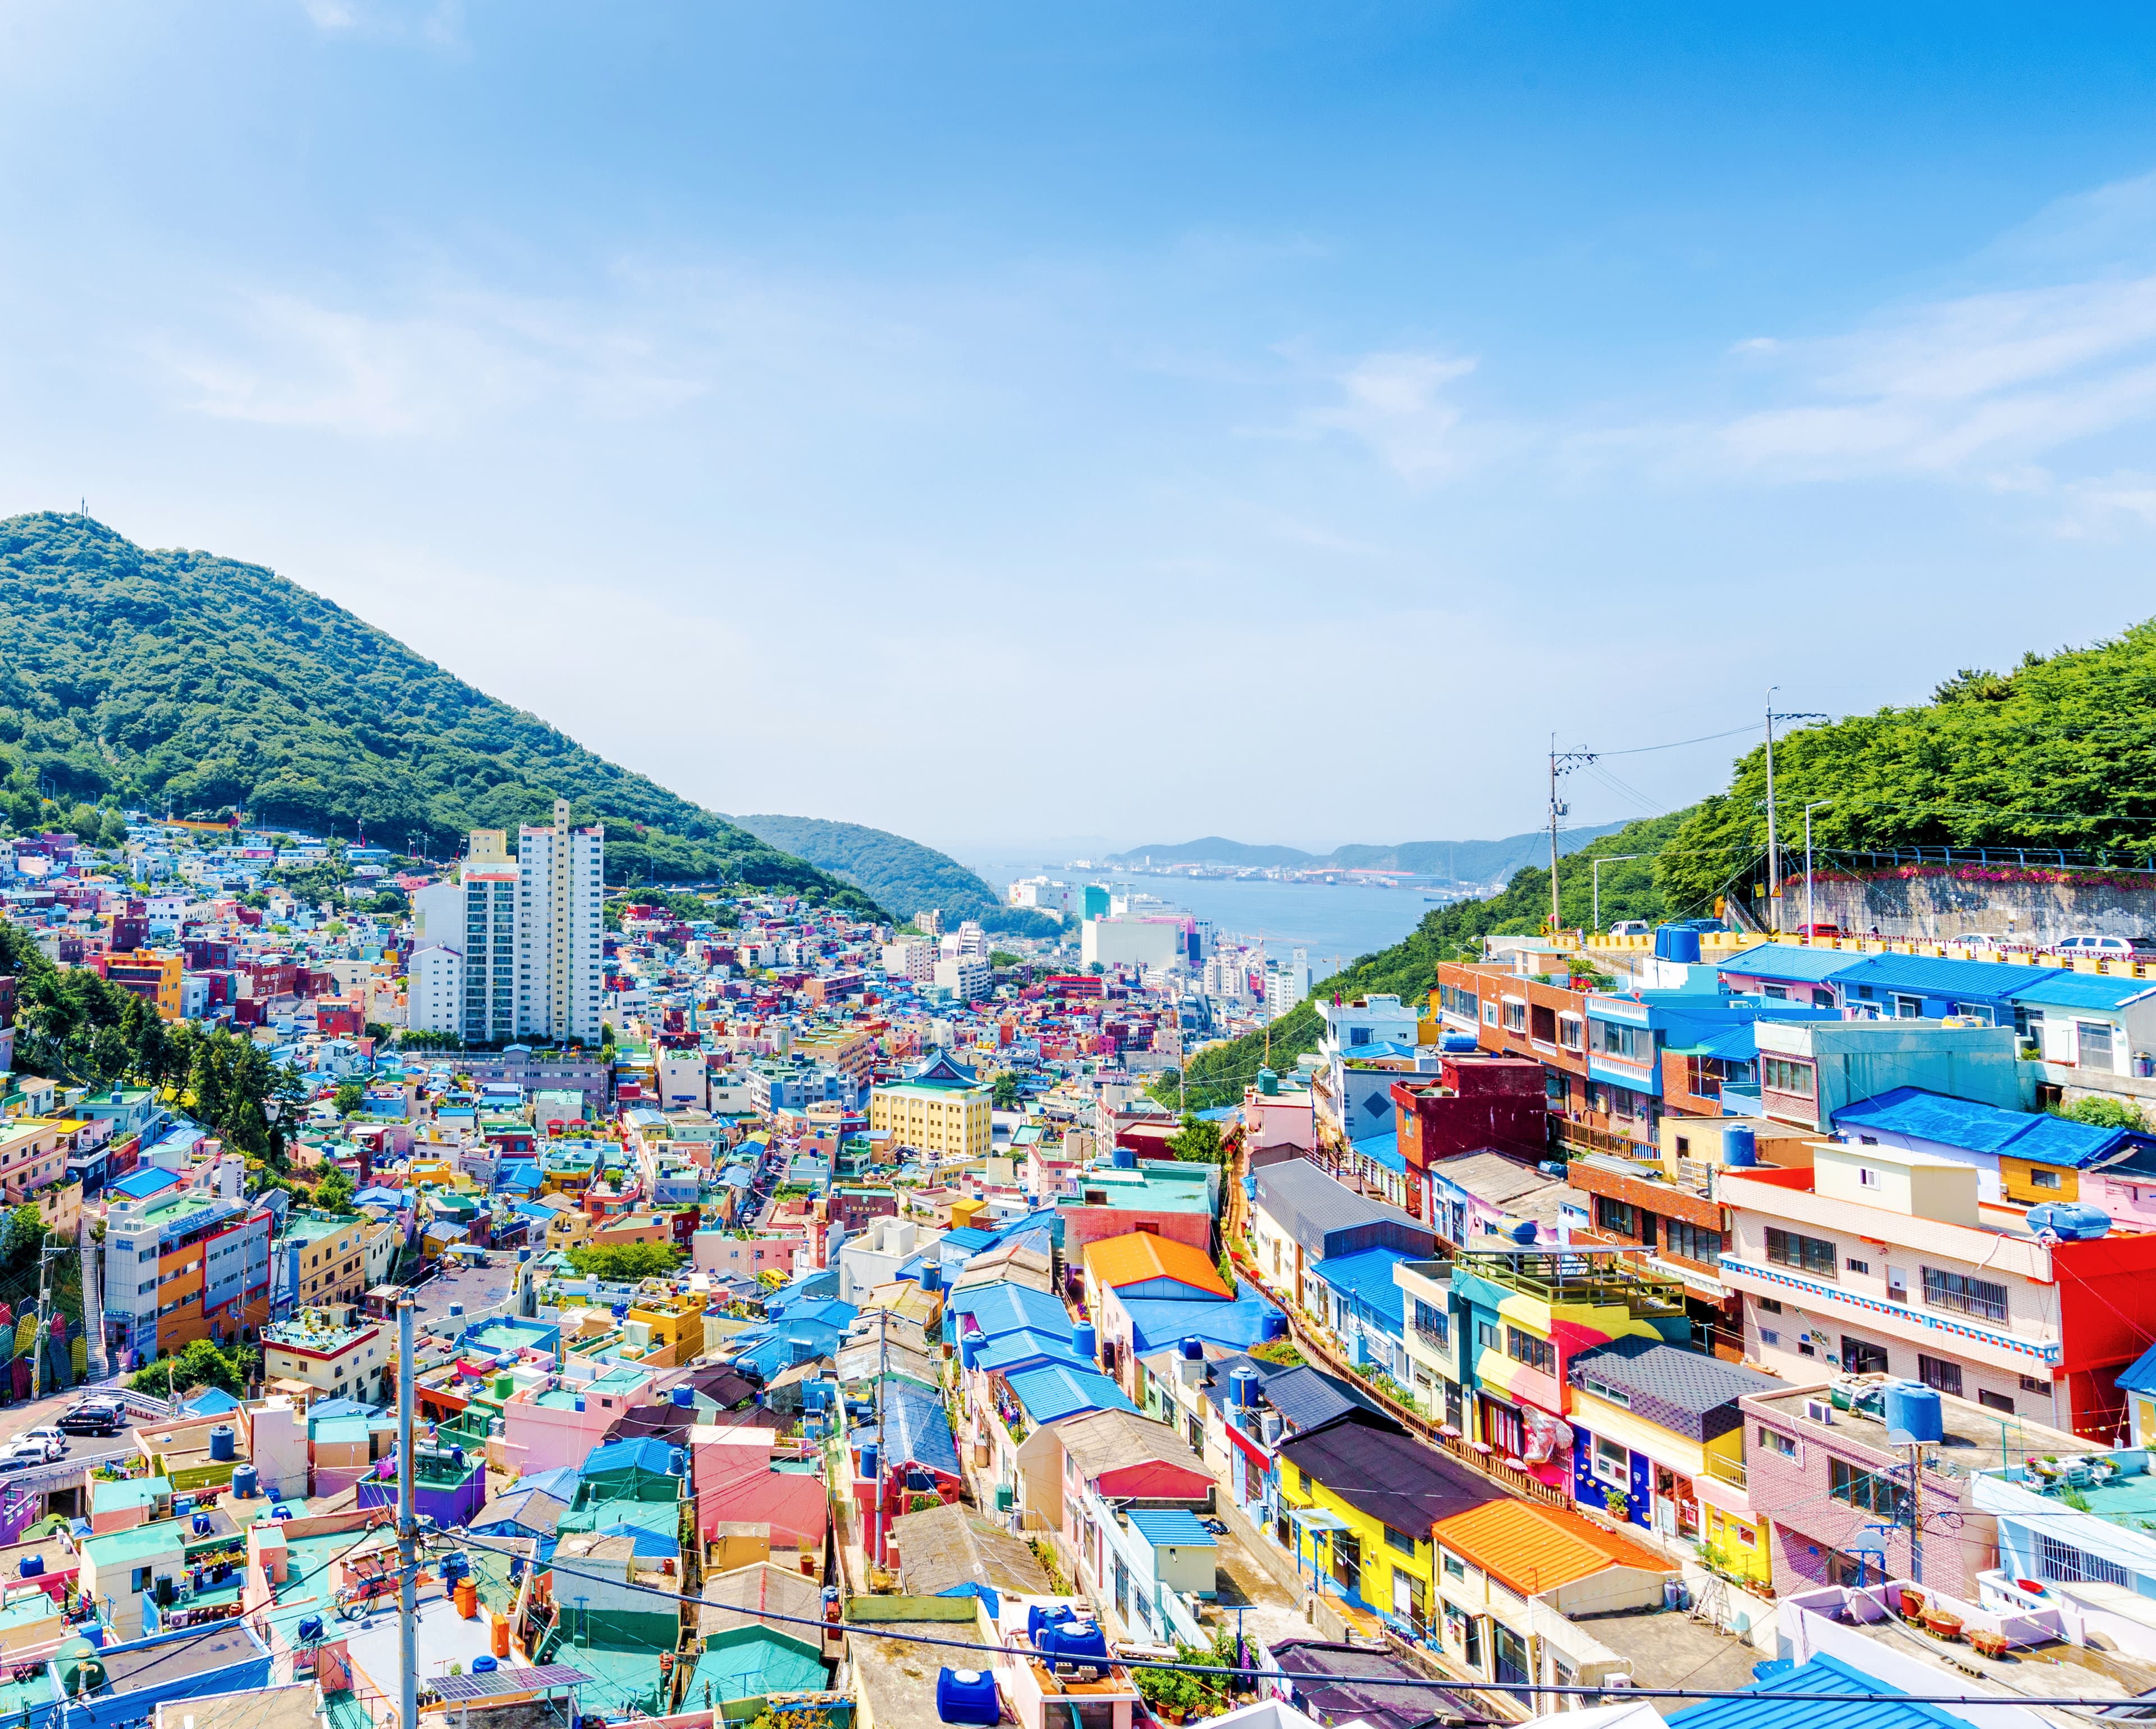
{"left": 1604, "top": 1485, "right": 1630, "bottom": 1521}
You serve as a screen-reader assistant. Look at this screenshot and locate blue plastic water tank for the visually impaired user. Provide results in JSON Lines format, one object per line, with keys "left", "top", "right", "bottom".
{"left": 1722, "top": 1125, "right": 1757, "bottom": 1167}
{"left": 1884, "top": 1381, "right": 1945, "bottom": 1445}
{"left": 2029, "top": 1202, "right": 2113, "bottom": 1241}
{"left": 472, "top": 1656, "right": 499, "bottom": 1675}
{"left": 1038, "top": 1621, "right": 1111, "bottom": 1664}
{"left": 1655, "top": 925, "right": 1703, "bottom": 964}
{"left": 860, "top": 1441, "right": 879, "bottom": 1481}
{"left": 297, "top": 1617, "right": 325, "bottom": 1644}
{"left": 1260, "top": 1311, "right": 1289, "bottom": 1342}
{"left": 573, "top": 1395, "right": 586, "bottom": 1414}
{"left": 1441, "top": 1033, "right": 1481, "bottom": 1054}
{"left": 1071, "top": 1322, "right": 1097, "bottom": 1361}
{"left": 1508, "top": 1219, "right": 1538, "bottom": 1244}
{"left": 209, "top": 1425, "right": 236, "bottom": 1462}
{"left": 671, "top": 1386, "right": 695, "bottom": 1409}
{"left": 17, "top": 1556, "right": 42, "bottom": 1579}
{"left": 191, "top": 1513, "right": 211, "bottom": 1535}
{"left": 610, "top": 1303, "right": 629, "bottom": 1320}
{"left": 668, "top": 1447, "right": 686, "bottom": 1476}
{"left": 518, "top": 1247, "right": 532, "bottom": 1263}
{"left": 1026, "top": 1605, "right": 1077, "bottom": 1642}
{"left": 958, "top": 1335, "right": 981, "bottom": 1370}
{"left": 1229, "top": 1366, "right": 1260, "bottom": 1409}
{"left": 935, "top": 1667, "right": 1001, "bottom": 1727}
{"left": 1179, "top": 1335, "right": 1204, "bottom": 1361}
{"left": 231, "top": 1463, "right": 258, "bottom": 1499}
{"left": 1112, "top": 1146, "right": 1136, "bottom": 1169}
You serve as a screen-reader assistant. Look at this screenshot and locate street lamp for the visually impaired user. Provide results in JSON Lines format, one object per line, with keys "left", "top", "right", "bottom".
{"left": 1804, "top": 801, "right": 1834, "bottom": 938}
{"left": 1591, "top": 856, "right": 1642, "bottom": 936}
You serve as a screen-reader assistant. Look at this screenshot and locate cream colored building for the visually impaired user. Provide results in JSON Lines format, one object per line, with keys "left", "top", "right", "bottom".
{"left": 868, "top": 1082, "right": 992, "bottom": 1161}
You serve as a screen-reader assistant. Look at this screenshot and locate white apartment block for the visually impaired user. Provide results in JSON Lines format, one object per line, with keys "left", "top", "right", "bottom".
{"left": 883, "top": 938, "right": 936, "bottom": 983}
{"left": 934, "top": 955, "right": 992, "bottom": 1002}
{"left": 461, "top": 862, "right": 519, "bottom": 1045}
{"left": 408, "top": 944, "right": 464, "bottom": 1037}
{"left": 516, "top": 799, "right": 605, "bottom": 1046}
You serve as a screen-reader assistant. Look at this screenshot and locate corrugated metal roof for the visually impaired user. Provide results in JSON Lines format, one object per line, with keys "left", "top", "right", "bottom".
{"left": 2007, "top": 972, "right": 2156, "bottom": 1010}
{"left": 1830, "top": 953, "right": 2062, "bottom": 997}
{"left": 1003, "top": 1363, "right": 1136, "bottom": 1425}
{"left": 971, "top": 1328, "right": 1090, "bottom": 1375}
{"left": 1304, "top": 1246, "right": 1414, "bottom": 1324}
{"left": 849, "top": 1377, "right": 960, "bottom": 1477}
{"left": 1126, "top": 1508, "right": 1216, "bottom": 1548}
{"left": 1054, "top": 1407, "right": 1194, "bottom": 1480}
{"left": 1430, "top": 1497, "right": 1669, "bottom": 1595}
{"left": 1832, "top": 1085, "right": 2127, "bottom": 1164}
{"left": 1251, "top": 1158, "right": 1434, "bottom": 1252}
{"left": 949, "top": 1281, "right": 1071, "bottom": 1340}
{"left": 1278, "top": 1421, "right": 1494, "bottom": 1533}
{"left": 1085, "top": 1230, "right": 1233, "bottom": 1297}
{"left": 1664, "top": 1652, "right": 1967, "bottom": 1729}
{"left": 1718, "top": 943, "right": 1857, "bottom": 984}
{"left": 1568, "top": 1335, "right": 1783, "bottom": 1417}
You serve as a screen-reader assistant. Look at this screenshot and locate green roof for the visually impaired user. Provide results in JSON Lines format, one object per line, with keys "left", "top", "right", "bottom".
{"left": 90, "top": 1477, "right": 171, "bottom": 1513}
{"left": 81, "top": 1519, "right": 189, "bottom": 1566}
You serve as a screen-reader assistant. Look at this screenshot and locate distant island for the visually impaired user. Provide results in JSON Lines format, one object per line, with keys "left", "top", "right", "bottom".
{"left": 1104, "top": 824, "right": 1628, "bottom": 885}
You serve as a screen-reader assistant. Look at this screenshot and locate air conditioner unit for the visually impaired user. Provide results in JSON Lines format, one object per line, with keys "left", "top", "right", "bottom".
{"left": 1804, "top": 1399, "right": 1834, "bottom": 1425}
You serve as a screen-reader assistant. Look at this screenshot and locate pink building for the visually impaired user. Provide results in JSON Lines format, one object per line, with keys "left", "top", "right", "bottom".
{"left": 692, "top": 1426, "right": 827, "bottom": 1554}
{"left": 499, "top": 1368, "right": 653, "bottom": 1476}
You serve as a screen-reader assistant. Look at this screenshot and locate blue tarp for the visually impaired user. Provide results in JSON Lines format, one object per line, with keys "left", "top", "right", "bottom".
{"left": 935, "top": 1581, "right": 1002, "bottom": 1618}
{"left": 111, "top": 1167, "right": 181, "bottom": 1201}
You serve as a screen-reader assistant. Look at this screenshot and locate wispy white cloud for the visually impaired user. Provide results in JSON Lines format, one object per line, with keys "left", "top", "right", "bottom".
{"left": 1266, "top": 348, "right": 1484, "bottom": 483}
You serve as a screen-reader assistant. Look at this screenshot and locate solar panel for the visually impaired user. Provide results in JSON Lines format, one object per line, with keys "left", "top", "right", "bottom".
{"left": 431, "top": 1664, "right": 595, "bottom": 1703}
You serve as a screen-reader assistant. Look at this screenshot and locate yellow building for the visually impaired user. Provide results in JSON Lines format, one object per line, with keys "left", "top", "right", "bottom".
{"left": 867, "top": 1082, "right": 992, "bottom": 1160}
{"left": 105, "top": 950, "right": 183, "bottom": 1021}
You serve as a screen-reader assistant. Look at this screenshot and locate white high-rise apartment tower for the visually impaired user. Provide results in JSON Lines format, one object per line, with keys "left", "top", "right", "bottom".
{"left": 515, "top": 798, "right": 605, "bottom": 1045}
{"left": 460, "top": 828, "right": 518, "bottom": 1046}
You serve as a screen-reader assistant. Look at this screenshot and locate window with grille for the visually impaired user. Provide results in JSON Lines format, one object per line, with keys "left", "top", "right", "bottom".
{"left": 1918, "top": 1354, "right": 1964, "bottom": 1398}
{"left": 2040, "top": 1538, "right": 2131, "bottom": 1587}
{"left": 1922, "top": 1267, "right": 2008, "bottom": 1322}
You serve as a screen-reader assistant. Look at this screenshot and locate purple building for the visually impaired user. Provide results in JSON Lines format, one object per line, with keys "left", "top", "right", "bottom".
{"left": 357, "top": 1444, "right": 488, "bottom": 1529}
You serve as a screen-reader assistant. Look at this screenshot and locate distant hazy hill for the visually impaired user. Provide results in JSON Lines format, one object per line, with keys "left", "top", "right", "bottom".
{"left": 0, "top": 513, "right": 863, "bottom": 899}
{"left": 1109, "top": 823, "right": 1627, "bottom": 882}
{"left": 732, "top": 813, "right": 1060, "bottom": 936}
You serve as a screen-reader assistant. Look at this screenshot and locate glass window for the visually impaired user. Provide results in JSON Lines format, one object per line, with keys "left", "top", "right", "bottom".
{"left": 1665, "top": 1219, "right": 1723, "bottom": 1263}
{"left": 1758, "top": 1426, "right": 1796, "bottom": 1458}
{"left": 1842, "top": 1336, "right": 1890, "bottom": 1374}
{"left": 1595, "top": 1196, "right": 1638, "bottom": 1238}
{"left": 1922, "top": 1267, "right": 2008, "bottom": 1322}
{"left": 1765, "top": 1228, "right": 1837, "bottom": 1279}
{"left": 1830, "top": 1457, "right": 1910, "bottom": 1520}
{"left": 1761, "top": 1057, "right": 1817, "bottom": 1097}
{"left": 1593, "top": 1435, "right": 1629, "bottom": 1485}
{"left": 1506, "top": 1327, "right": 1555, "bottom": 1375}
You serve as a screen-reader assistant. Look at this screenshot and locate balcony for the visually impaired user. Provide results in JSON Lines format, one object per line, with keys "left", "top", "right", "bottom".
{"left": 1413, "top": 1322, "right": 1450, "bottom": 1353}
{"left": 1705, "top": 1453, "right": 1746, "bottom": 1489}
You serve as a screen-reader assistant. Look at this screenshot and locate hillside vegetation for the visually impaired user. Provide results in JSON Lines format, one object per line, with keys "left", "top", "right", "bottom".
{"left": 1156, "top": 814, "right": 1687, "bottom": 1110}
{"left": 732, "top": 813, "right": 1056, "bottom": 935}
{"left": 1658, "top": 623, "right": 2156, "bottom": 909}
{"left": 0, "top": 514, "right": 860, "bottom": 897}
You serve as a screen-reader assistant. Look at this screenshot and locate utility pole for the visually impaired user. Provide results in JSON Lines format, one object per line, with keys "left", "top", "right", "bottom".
{"left": 1547, "top": 739, "right": 1598, "bottom": 938}
{"left": 1764, "top": 690, "right": 1780, "bottom": 933}
{"left": 1908, "top": 1441, "right": 1925, "bottom": 1585}
{"left": 398, "top": 1294, "right": 418, "bottom": 1729}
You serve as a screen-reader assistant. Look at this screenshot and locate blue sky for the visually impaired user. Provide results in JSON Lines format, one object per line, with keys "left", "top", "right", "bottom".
{"left": 9, "top": 5, "right": 2156, "bottom": 859}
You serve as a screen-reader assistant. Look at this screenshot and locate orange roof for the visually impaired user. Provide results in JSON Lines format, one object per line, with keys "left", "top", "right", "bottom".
{"left": 1084, "top": 1231, "right": 1234, "bottom": 1298}
{"left": 1428, "top": 1498, "right": 1669, "bottom": 1595}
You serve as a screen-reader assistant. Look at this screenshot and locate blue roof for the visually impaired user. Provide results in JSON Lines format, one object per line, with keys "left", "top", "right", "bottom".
{"left": 1665, "top": 1652, "right": 1966, "bottom": 1729}
{"left": 517, "top": 1465, "right": 583, "bottom": 1502}
{"left": 1691, "top": 1023, "right": 1758, "bottom": 1061}
{"left": 111, "top": 1167, "right": 181, "bottom": 1200}
{"left": 1125, "top": 1294, "right": 1285, "bottom": 1356}
{"left": 1303, "top": 1246, "right": 1413, "bottom": 1329}
{"left": 1718, "top": 943, "right": 1857, "bottom": 984}
{"left": 940, "top": 1226, "right": 999, "bottom": 1254}
{"left": 1004, "top": 1364, "right": 1138, "bottom": 1425}
{"left": 1349, "top": 1131, "right": 1405, "bottom": 1175}
{"left": 849, "top": 1378, "right": 960, "bottom": 1477}
{"left": 950, "top": 1281, "right": 1071, "bottom": 1341}
{"left": 1833, "top": 1087, "right": 2129, "bottom": 1165}
{"left": 1126, "top": 1508, "right": 1217, "bottom": 1549}
{"left": 973, "top": 1329, "right": 1093, "bottom": 1376}
{"left": 179, "top": 1388, "right": 242, "bottom": 1416}
{"left": 2008, "top": 973, "right": 2156, "bottom": 1011}
{"left": 581, "top": 1436, "right": 676, "bottom": 1479}
{"left": 1830, "top": 952, "right": 2061, "bottom": 999}
{"left": 2120, "top": 1339, "right": 2156, "bottom": 1397}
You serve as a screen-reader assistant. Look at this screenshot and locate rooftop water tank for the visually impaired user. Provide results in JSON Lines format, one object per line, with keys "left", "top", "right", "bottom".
{"left": 209, "top": 1425, "right": 236, "bottom": 1462}
{"left": 191, "top": 1513, "right": 211, "bottom": 1536}
{"left": 959, "top": 1335, "right": 981, "bottom": 1371}
{"left": 1654, "top": 925, "right": 1703, "bottom": 964}
{"left": 1180, "top": 1336, "right": 1204, "bottom": 1361}
{"left": 1111, "top": 1146, "right": 1136, "bottom": 1170}
{"left": 860, "top": 1441, "right": 879, "bottom": 1481}
{"left": 610, "top": 1303, "right": 629, "bottom": 1320}
{"left": 449, "top": 1304, "right": 463, "bottom": 1319}
{"left": 1026, "top": 1604, "right": 1077, "bottom": 1642}
{"left": 1258, "top": 1067, "right": 1279, "bottom": 1097}
{"left": 1260, "top": 1311, "right": 1289, "bottom": 1343}
{"left": 921, "top": 1262, "right": 943, "bottom": 1292}
{"left": 472, "top": 1656, "right": 498, "bottom": 1675}
{"left": 936, "top": 1667, "right": 1001, "bottom": 1728}
{"left": 668, "top": 1447, "right": 686, "bottom": 1476}
{"left": 1037, "top": 1621, "right": 1111, "bottom": 1664}
{"left": 1441, "top": 1033, "right": 1480, "bottom": 1054}
{"left": 671, "top": 1386, "right": 695, "bottom": 1409}
{"left": 1722, "top": 1125, "right": 1757, "bottom": 1168}
{"left": 1229, "top": 1366, "right": 1260, "bottom": 1409}
{"left": 1071, "top": 1322, "right": 1097, "bottom": 1361}
{"left": 2028, "top": 1203, "right": 2112, "bottom": 1241}
{"left": 573, "top": 1395, "right": 587, "bottom": 1414}
{"left": 1508, "top": 1219, "right": 1538, "bottom": 1245}
{"left": 1884, "top": 1381, "right": 1945, "bottom": 1446}
{"left": 297, "top": 1617, "right": 324, "bottom": 1644}
{"left": 17, "top": 1557, "right": 42, "bottom": 1580}
{"left": 518, "top": 1248, "right": 532, "bottom": 1263}
{"left": 231, "top": 1464, "right": 259, "bottom": 1499}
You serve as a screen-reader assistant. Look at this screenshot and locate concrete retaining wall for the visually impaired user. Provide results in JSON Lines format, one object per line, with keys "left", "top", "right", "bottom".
{"left": 1804, "top": 873, "right": 2156, "bottom": 943}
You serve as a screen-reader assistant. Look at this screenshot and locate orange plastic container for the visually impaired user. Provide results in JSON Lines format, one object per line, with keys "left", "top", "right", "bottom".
{"left": 454, "top": 1579, "right": 479, "bottom": 1619}
{"left": 491, "top": 1613, "right": 510, "bottom": 1658}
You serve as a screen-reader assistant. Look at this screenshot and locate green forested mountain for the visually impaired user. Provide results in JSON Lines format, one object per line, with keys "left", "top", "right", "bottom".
{"left": 733, "top": 813, "right": 1060, "bottom": 936}
{"left": 0, "top": 513, "right": 862, "bottom": 897}
{"left": 1659, "top": 623, "right": 2156, "bottom": 909}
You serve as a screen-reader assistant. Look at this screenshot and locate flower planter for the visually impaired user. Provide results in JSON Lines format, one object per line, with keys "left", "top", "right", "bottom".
{"left": 1921, "top": 1611, "right": 1964, "bottom": 1643}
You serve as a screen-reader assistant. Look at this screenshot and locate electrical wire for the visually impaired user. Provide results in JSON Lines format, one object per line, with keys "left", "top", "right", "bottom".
{"left": 438, "top": 1527, "right": 2150, "bottom": 1708}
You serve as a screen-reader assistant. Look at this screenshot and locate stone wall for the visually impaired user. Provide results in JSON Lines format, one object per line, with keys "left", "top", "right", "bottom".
{"left": 1798, "top": 871, "right": 2156, "bottom": 943}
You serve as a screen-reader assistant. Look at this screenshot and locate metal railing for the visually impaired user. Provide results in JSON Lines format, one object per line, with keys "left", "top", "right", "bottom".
{"left": 1705, "top": 1453, "right": 1747, "bottom": 1489}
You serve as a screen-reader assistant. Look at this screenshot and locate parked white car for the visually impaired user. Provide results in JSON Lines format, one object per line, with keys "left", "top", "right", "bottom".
{"left": 13, "top": 1428, "right": 66, "bottom": 1461}
{"left": 2055, "top": 934, "right": 2149, "bottom": 955}
{"left": 1609, "top": 920, "right": 1652, "bottom": 938}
